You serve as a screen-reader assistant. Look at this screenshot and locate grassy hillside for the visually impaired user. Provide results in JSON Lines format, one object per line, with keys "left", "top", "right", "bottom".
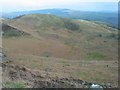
{"left": 3, "top": 14, "right": 118, "bottom": 60}
{"left": 2, "top": 14, "right": 118, "bottom": 87}
{"left": 15, "top": 14, "right": 65, "bottom": 29}
{"left": 14, "top": 14, "right": 80, "bottom": 31}
{"left": 2, "top": 23, "right": 30, "bottom": 37}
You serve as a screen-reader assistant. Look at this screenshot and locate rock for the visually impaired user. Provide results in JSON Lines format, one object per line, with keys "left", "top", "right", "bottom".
{"left": 0, "top": 52, "right": 8, "bottom": 62}
{"left": 89, "top": 84, "right": 103, "bottom": 90}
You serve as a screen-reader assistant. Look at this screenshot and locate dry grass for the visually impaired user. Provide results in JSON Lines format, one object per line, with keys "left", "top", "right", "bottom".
{"left": 2, "top": 15, "right": 118, "bottom": 87}
{"left": 2, "top": 36, "right": 118, "bottom": 86}
{"left": 6, "top": 54, "right": 118, "bottom": 86}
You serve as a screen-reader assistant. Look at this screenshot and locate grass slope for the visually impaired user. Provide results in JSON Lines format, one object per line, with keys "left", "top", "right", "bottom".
{"left": 2, "top": 14, "right": 118, "bottom": 86}
{"left": 2, "top": 23, "right": 30, "bottom": 37}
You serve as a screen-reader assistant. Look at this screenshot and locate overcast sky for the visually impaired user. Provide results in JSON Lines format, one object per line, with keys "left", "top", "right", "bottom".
{"left": 0, "top": 0, "right": 119, "bottom": 13}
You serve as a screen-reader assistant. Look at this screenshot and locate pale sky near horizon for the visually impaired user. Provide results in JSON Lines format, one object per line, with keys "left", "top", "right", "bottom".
{"left": 0, "top": 0, "right": 119, "bottom": 13}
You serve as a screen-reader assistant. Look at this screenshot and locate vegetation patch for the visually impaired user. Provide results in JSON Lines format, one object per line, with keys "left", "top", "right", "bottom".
{"left": 2, "top": 23, "right": 29, "bottom": 37}
{"left": 97, "top": 33, "right": 118, "bottom": 40}
{"left": 106, "top": 33, "right": 118, "bottom": 40}
{"left": 62, "top": 18, "right": 80, "bottom": 31}
{"left": 3, "top": 29, "right": 25, "bottom": 37}
{"left": 3, "top": 82, "right": 26, "bottom": 88}
{"left": 85, "top": 52, "right": 105, "bottom": 60}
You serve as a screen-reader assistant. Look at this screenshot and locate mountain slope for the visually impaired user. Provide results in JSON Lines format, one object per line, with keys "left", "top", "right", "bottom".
{"left": 2, "top": 14, "right": 118, "bottom": 86}
{"left": 3, "top": 14, "right": 118, "bottom": 60}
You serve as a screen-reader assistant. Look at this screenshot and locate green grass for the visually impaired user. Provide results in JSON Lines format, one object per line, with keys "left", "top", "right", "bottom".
{"left": 18, "top": 14, "right": 64, "bottom": 30}
{"left": 85, "top": 52, "right": 105, "bottom": 60}
{"left": 3, "top": 29, "right": 28, "bottom": 38}
{"left": 3, "top": 82, "right": 26, "bottom": 88}
{"left": 62, "top": 18, "right": 80, "bottom": 31}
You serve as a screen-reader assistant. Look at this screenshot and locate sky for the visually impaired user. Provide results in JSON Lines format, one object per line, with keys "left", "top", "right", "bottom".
{"left": 0, "top": 0, "right": 119, "bottom": 13}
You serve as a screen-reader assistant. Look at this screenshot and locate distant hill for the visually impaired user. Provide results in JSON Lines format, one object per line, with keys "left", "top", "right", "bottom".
{"left": 2, "top": 9, "right": 118, "bottom": 28}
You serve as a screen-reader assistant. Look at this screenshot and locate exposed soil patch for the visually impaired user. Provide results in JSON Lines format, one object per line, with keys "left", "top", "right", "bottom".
{"left": 2, "top": 61, "right": 113, "bottom": 88}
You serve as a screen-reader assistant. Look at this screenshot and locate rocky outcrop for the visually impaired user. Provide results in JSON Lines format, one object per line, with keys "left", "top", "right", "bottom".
{"left": 0, "top": 52, "right": 7, "bottom": 62}
{"left": 0, "top": 47, "right": 8, "bottom": 63}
